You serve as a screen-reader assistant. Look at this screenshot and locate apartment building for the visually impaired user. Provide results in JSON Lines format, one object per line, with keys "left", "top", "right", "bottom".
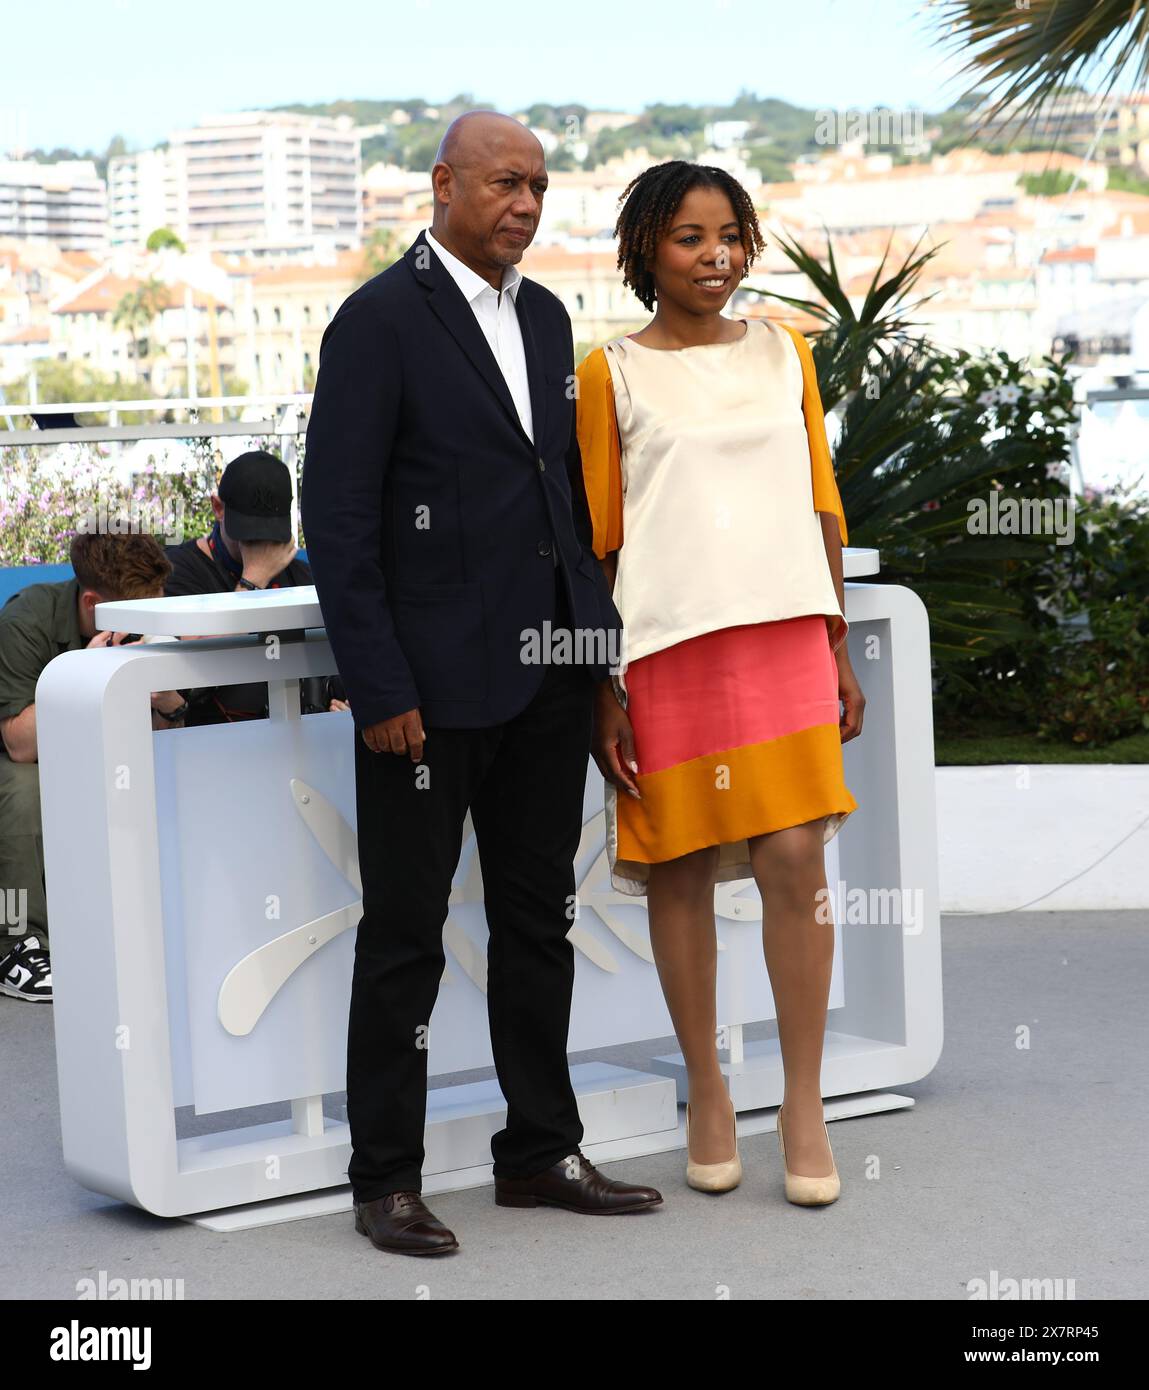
{"left": 773, "top": 149, "right": 1106, "bottom": 233}
{"left": 519, "top": 244, "right": 645, "bottom": 351}
{"left": 48, "top": 266, "right": 235, "bottom": 395}
{"left": 970, "top": 92, "right": 1149, "bottom": 173}
{"left": 168, "top": 112, "right": 363, "bottom": 254}
{"left": 231, "top": 248, "right": 366, "bottom": 392}
{"left": 0, "top": 160, "right": 107, "bottom": 251}
{"left": 362, "top": 162, "right": 432, "bottom": 236}
{"left": 0, "top": 242, "right": 102, "bottom": 382}
{"left": 107, "top": 146, "right": 187, "bottom": 248}
{"left": 535, "top": 169, "right": 631, "bottom": 239}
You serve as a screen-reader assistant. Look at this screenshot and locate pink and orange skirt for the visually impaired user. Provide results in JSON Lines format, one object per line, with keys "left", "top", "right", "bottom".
{"left": 607, "top": 615, "right": 857, "bottom": 895}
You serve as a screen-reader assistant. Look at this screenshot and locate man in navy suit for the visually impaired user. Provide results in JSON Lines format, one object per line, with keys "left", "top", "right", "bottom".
{"left": 302, "top": 110, "right": 662, "bottom": 1256}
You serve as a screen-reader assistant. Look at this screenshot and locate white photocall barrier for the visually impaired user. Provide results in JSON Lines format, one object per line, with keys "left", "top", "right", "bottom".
{"left": 35, "top": 548, "right": 943, "bottom": 1224}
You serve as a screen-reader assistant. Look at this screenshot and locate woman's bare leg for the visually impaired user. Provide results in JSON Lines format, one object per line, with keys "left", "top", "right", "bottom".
{"left": 645, "top": 845, "right": 735, "bottom": 1163}
{"left": 747, "top": 819, "right": 835, "bottom": 1177}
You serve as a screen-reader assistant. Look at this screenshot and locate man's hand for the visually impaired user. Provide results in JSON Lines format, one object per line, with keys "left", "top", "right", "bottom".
{"left": 237, "top": 538, "right": 299, "bottom": 588}
{"left": 362, "top": 707, "right": 425, "bottom": 760}
{"left": 592, "top": 681, "right": 641, "bottom": 799}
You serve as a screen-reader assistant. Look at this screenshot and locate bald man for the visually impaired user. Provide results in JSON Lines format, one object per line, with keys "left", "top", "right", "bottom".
{"left": 303, "top": 111, "right": 662, "bottom": 1257}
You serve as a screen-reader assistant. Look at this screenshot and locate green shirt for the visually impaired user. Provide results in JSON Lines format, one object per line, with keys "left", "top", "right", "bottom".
{"left": 0, "top": 580, "right": 85, "bottom": 743}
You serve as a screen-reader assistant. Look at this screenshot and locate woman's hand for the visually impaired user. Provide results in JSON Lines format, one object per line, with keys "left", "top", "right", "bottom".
{"left": 836, "top": 655, "right": 865, "bottom": 742}
{"left": 592, "top": 680, "right": 642, "bottom": 799}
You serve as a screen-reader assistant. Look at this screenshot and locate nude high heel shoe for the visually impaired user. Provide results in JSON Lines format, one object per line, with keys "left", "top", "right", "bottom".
{"left": 685, "top": 1096, "right": 742, "bottom": 1192}
{"left": 776, "top": 1105, "right": 840, "bottom": 1206}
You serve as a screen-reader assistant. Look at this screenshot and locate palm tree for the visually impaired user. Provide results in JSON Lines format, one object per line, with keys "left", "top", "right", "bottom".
{"left": 754, "top": 225, "right": 944, "bottom": 409}
{"left": 927, "top": 1, "right": 1149, "bottom": 139}
{"left": 356, "top": 229, "right": 402, "bottom": 287}
{"left": 742, "top": 232, "right": 1077, "bottom": 693}
{"left": 112, "top": 278, "right": 171, "bottom": 385}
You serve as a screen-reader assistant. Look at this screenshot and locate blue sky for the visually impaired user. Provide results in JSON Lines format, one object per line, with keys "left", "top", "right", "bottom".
{"left": 4, "top": 0, "right": 976, "bottom": 153}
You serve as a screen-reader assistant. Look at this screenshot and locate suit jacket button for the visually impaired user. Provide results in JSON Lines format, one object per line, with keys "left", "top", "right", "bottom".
{"left": 537, "top": 540, "right": 552, "bottom": 556}
{"left": 537, "top": 457, "right": 546, "bottom": 472}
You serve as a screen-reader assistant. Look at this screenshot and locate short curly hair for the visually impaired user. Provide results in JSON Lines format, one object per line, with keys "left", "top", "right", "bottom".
{"left": 614, "top": 161, "right": 766, "bottom": 311}
{"left": 70, "top": 532, "right": 172, "bottom": 600}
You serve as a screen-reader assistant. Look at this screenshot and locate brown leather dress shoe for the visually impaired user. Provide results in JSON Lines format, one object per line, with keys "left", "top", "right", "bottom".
{"left": 494, "top": 1152, "right": 663, "bottom": 1214}
{"left": 354, "top": 1191, "right": 459, "bottom": 1256}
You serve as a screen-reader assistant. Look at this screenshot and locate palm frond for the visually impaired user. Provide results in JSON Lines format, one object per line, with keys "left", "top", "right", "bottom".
{"left": 928, "top": 1, "right": 1149, "bottom": 141}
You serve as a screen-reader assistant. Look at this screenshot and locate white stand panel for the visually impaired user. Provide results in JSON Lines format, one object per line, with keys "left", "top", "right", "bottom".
{"left": 35, "top": 550, "right": 941, "bottom": 1221}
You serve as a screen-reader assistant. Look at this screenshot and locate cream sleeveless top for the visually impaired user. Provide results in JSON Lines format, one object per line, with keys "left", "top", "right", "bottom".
{"left": 592, "top": 318, "right": 848, "bottom": 671}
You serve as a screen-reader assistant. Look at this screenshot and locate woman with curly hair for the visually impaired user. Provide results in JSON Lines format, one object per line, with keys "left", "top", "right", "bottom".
{"left": 576, "top": 160, "right": 865, "bottom": 1204}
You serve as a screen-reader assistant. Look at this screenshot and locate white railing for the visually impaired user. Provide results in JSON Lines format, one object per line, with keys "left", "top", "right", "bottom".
{"left": 0, "top": 393, "right": 312, "bottom": 438}
{"left": 0, "top": 395, "right": 314, "bottom": 538}
{"left": 0, "top": 395, "right": 310, "bottom": 467}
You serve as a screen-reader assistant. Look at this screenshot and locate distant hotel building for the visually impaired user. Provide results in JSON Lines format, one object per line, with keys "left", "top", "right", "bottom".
{"left": 969, "top": 92, "right": 1149, "bottom": 173}
{"left": 109, "top": 112, "right": 363, "bottom": 256}
{"left": 177, "top": 112, "right": 361, "bottom": 252}
{"left": 0, "top": 159, "right": 107, "bottom": 251}
{"left": 361, "top": 162, "right": 431, "bottom": 236}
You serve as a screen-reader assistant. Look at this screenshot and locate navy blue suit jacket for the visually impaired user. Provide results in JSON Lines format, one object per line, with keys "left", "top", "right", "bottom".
{"left": 301, "top": 229, "right": 623, "bottom": 731}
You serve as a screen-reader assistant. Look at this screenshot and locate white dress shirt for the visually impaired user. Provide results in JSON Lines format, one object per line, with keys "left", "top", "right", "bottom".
{"left": 424, "top": 227, "right": 534, "bottom": 442}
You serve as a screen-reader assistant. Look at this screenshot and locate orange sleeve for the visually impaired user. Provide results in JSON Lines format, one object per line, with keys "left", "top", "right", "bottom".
{"left": 781, "top": 323, "right": 848, "bottom": 547}
{"left": 574, "top": 346, "right": 624, "bottom": 558}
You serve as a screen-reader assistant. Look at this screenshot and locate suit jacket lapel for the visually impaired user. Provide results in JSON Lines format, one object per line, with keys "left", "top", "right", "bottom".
{"left": 407, "top": 230, "right": 539, "bottom": 452}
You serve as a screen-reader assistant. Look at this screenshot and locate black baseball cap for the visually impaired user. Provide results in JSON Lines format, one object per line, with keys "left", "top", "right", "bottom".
{"left": 217, "top": 450, "right": 294, "bottom": 542}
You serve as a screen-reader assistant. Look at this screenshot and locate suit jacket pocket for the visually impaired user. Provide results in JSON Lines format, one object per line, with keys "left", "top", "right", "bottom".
{"left": 392, "top": 580, "right": 487, "bottom": 703}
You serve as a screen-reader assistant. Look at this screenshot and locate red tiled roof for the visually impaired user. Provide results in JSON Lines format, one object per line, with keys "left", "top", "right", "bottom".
{"left": 251, "top": 249, "right": 365, "bottom": 285}
{"left": 0, "top": 323, "right": 50, "bottom": 344}
{"left": 55, "top": 273, "right": 224, "bottom": 314}
{"left": 54, "top": 273, "right": 144, "bottom": 314}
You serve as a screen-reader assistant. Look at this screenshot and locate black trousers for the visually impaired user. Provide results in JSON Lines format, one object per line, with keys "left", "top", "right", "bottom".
{"left": 345, "top": 576, "right": 594, "bottom": 1199}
